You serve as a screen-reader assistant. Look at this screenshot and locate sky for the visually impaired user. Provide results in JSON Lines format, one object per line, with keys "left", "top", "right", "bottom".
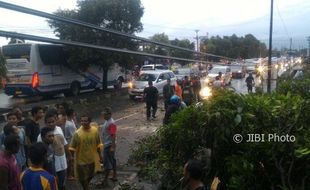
{"left": 0, "top": 0, "right": 309, "bottom": 49}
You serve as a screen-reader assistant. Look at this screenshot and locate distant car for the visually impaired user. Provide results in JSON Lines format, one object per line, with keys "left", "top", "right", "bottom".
{"left": 173, "top": 67, "right": 200, "bottom": 80}
{"left": 140, "top": 64, "right": 168, "bottom": 71}
{"left": 246, "top": 65, "right": 257, "bottom": 74}
{"left": 231, "top": 65, "right": 246, "bottom": 78}
{"left": 207, "top": 66, "right": 232, "bottom": 85}
{"left": 128, "top": 70, "right": 176, "bottom": 99}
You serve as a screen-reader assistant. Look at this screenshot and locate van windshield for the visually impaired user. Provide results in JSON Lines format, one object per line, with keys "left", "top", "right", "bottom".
{"left": 141, "top": 66, "right": 153, "bottom": 70}
{"left": 230, "top": 66, "right": 242, "bottom": 72}
{"left": 137, "top": 73, "right": 158, "bottom": 81}
{"left": 209, "top": 67, "right": 226, "bottom": 74}
{"left": 175, "top": 68, "right": 191, "bottom": 75}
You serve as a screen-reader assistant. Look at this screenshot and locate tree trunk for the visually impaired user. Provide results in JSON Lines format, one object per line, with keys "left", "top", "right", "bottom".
{"left": 102, "top": 68, "right": 108, "bottom": 91}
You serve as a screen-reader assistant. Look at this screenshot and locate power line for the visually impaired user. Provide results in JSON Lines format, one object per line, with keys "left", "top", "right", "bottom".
{"left": 0, "top": 1, "right": 234, "bottom": 61}
{"left": 0, "top": 30, "right": 213, "bottom": 64}
{"left": 143, "top": 23, "right": 195, "bottom": 31}
{"left": 275, "top": 2, "right": 290, "bottom": 39}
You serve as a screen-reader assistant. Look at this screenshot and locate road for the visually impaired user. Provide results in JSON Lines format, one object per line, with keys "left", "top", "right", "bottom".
{"left": 0, "top": 75, "right": 276, "bottom": 110}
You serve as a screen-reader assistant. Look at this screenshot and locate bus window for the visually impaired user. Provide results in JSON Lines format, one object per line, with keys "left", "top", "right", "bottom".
{"left": 38, "top": 45, "right": 67, "bottom": 65}
{"left": 2, "top": 44, "right": 31, "bottom": 61}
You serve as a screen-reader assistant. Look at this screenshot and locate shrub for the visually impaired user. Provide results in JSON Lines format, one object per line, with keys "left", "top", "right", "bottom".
{"left": 131, "top": 89, "right": 310, "bottom": 190}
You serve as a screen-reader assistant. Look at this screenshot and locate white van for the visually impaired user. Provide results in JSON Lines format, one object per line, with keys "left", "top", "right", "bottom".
{"left": 207, "top": 66, "right": 232, "bottom": 85}
{"left": 1, "top": 43, "right": 127, "bottom": 96}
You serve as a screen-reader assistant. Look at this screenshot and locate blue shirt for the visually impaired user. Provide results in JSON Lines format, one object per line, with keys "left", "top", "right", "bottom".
{"left": 20, "top": 167, "right": 57, "bottom": 190}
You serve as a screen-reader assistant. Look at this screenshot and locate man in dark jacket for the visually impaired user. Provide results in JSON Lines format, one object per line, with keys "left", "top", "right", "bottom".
{"left": 163, "top": 78, "right": 175, "bottom": 110}
{"left": 143, "top": 81, "right": 159, "bottom": 120}
{"left": 245, "top": 73, "right": 255, "bottom": 93}
{"left": 182, "top": 76, "right": 193, "bottom": 106}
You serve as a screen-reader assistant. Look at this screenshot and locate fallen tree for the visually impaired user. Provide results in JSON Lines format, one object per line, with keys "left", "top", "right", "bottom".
{"left": 130, "top": 83, "right": 310, "bottom": 189}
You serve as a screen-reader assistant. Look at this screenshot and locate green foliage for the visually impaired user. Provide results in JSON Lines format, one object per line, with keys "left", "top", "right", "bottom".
{"left": 170, "top": 38, "right": 195, "bottom": 65}
{"left": 145, "top": 33, "right": 170, "bottom": 56}
{"left": 143, "top": 33, "right": 195, "bottom": 65}
{"left": 131, "top": 89, "right": 310, "bottom": 190}
{"left": 48, "top": 0, "right": 144, "bottom": 89}
{"left": 0, "top": 53, "right": 7, "bottom": 88}
{"left": 277, "top": 64, "right": 310, "bottom": 98}
{"left": 200, "top": 34, "right": 267, "bottom": 60}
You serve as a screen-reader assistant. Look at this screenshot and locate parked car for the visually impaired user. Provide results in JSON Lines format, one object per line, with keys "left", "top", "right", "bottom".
{"left": 231, "top": 65, "right": 246, "bottom": 78}
{"left": 128, "top": 70, "right": 176, "bottom": 99}
{"left": 207, "top": 66, "right": 232, "bottom": 85}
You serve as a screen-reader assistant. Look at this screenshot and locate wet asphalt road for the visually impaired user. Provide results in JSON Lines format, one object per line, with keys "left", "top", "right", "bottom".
{"left": 0, "top": 76, "right": 277, "bottom": 110}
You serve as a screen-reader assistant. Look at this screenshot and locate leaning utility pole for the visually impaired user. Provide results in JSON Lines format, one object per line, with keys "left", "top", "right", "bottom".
{"left": 307, "top": 36, "right": 310, "bottom": 57}
{"left": 307, "top": 36, "right": 310, "bottom": 64}
{"left": 267, "top": 0, "right": 274, "bottom": 93}
{"left": 289, "top": 38, "right": 292, "bottom": 52}
{"left": 195, "top": 29, "right": 199, "bottom": 52}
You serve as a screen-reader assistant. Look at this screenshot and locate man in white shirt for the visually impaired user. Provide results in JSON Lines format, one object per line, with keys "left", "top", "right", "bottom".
{"left": 37, "top": 110, "right": 71, "bottom": 190}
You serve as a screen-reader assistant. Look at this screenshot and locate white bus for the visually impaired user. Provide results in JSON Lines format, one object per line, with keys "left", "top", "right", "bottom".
{"left": 1, "top": 43, "right": 126, "bottom": 96}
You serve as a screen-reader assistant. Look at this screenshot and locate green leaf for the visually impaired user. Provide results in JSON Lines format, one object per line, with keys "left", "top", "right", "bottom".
{"left": 234, "top": 114, "right": 242, "bottom": 125}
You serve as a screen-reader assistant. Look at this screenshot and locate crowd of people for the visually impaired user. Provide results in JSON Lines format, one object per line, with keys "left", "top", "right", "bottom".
{"left": 0, "top": 73, "right": 223, "bottom": 190}
{"left": 142, "top": 75, "right": 202, "bottom": 124}
{"left": 0, "top": 103, "right": 118, "bottom": 190}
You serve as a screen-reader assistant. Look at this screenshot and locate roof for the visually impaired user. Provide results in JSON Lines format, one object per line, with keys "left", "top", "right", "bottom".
{"left": 213, "top": 65, "right": 230, "bottom": 69}
{"left": 140, "top": 70, "right": 172, "bottom": 75}
{"left": 142, "top": 64, "right": 164, "bottom": 67}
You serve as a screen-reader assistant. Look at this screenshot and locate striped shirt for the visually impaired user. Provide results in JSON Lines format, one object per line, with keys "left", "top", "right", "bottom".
{"left": 20, "top": 167, "right": 57, "bottom": 190}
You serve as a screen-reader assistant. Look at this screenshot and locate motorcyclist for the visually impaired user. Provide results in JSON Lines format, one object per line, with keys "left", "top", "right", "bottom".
{"left": 163, "top": 95, "right": 186, "bottom": 125}
{"left": 213, "top": 76, "right": 223, "bottom": 88}
{"left": 245, "top": 73, "right": 255, "bottom": 93}
{"left": 217, "top": 72, "right": 223, "bottom": 79}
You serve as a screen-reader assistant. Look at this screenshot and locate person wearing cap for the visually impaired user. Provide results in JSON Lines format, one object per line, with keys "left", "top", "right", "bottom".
{"left": 100, "top": 107, "right": 118, "bottom": 185}
{"left": 143, "top": 80, "right": 159, "bottom": 120}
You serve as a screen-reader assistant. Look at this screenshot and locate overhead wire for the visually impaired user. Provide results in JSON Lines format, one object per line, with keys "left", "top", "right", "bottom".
{"left": 0, "top": 30, "right": 213, "bottom": 64}
{"left": 275, "top": 2, "right": 290, "bottom": 40}
{"left": 0, "top": 0, "right": 235, "bottom": 60}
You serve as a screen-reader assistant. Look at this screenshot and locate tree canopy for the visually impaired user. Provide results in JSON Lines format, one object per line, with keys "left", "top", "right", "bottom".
{"left": 201, "top": 34, "right": 267, "bottom": 60}
{"left": 48, "top": 0, "right": 144, "bottom": 89}
{"left": 144, "top": 33, "right": 195, "bottom": 65}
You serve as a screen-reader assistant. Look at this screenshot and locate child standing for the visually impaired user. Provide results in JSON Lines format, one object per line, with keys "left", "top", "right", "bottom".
{"left": 20, "top": 142, "right": 57, "bottom": 190}
{"left": 100, "top": 107, "right": 117, "bottom": 185}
